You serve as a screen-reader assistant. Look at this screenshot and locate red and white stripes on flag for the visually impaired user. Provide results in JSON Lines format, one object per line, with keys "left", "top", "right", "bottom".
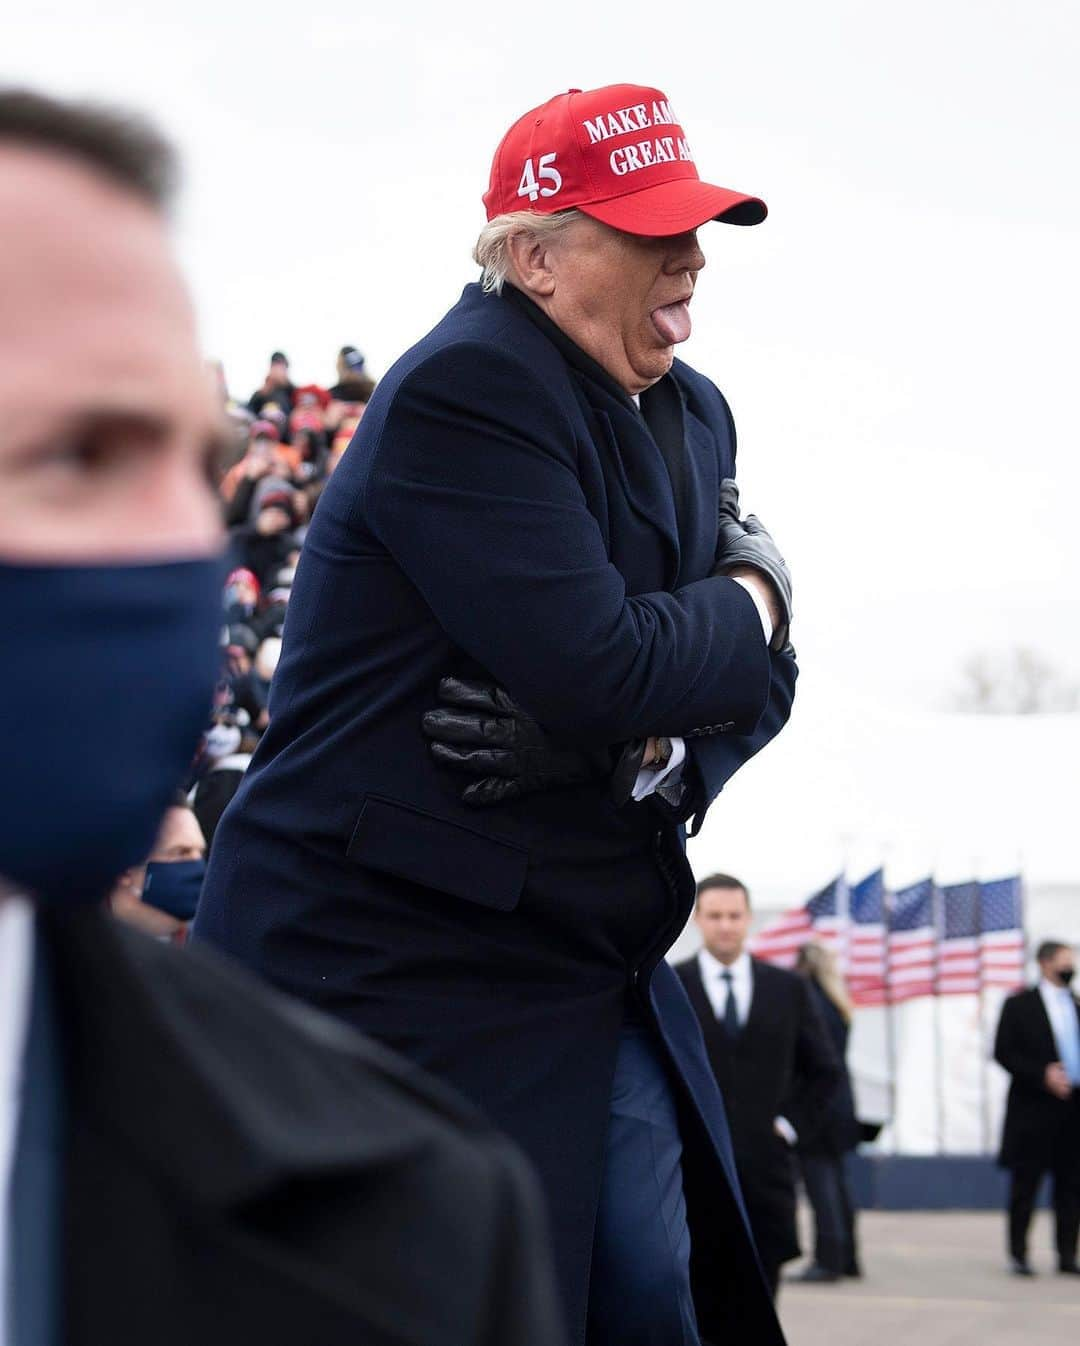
{"left": 750, "top": 876, "right": 845, "bottom": 970}
{"left": 750, "top": 873, "right": 1025, "bottom": 1002}
{"left": 848, "top": 870, "right": 887, "bottom": 1007}
{"left": 882, "top": 879, "right": 936, "bottom": 1004}
{"left": 937, "top": 882, "right": 981, "bottom": 996}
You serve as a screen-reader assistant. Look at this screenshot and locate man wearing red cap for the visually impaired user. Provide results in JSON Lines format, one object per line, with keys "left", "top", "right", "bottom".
{"left": 197, "top": 83, "right": 796, "bottom": 1346}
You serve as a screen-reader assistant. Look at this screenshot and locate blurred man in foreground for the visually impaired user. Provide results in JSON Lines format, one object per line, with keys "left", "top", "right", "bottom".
{"left": 995, "top": 940, "right": 1080, "bottom": 1276}
{"left": 675, "top": 874, "right": 839, "bottom": 1296}
{"left": 0, "top": 88, "right": 562, "bottom": 1346}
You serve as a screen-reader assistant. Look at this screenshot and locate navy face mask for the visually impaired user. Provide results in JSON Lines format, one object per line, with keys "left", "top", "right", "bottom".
{"left": 1, "top": 557, "right": 222, "bottom": 904}
{"left": 142, "top": 858, "right": 206, "bottom": 922}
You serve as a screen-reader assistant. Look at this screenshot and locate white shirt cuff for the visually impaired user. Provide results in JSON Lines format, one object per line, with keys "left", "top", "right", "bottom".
{"left": 631, "top": 736, "right": 687, "bottom": 801}
{"left": 732, "top": 576, "right": 774, "bottom": 646}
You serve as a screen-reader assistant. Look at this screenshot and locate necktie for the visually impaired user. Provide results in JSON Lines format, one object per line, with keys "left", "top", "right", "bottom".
{"left": 721, "top": 970, "right": 739, "bottom": 1038}
{"left": 8, "top": 926, "right": 63, "bottom": 1346}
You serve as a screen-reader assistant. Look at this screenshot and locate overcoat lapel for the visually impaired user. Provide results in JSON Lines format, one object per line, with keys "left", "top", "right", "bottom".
{"left": 499, "top": 282, "right": 684, "bottom": 591}
{"left": 584, "top": 396, "right": 681, "bottom": 592}
{"left": 41, "top": 908, "right": 395, "bottom": 1211}
{"left": 42, "top": 908, "right": 289, "bottom": 1208}
{"left": 678, "top": 405, "right": 722, "bottom": 585}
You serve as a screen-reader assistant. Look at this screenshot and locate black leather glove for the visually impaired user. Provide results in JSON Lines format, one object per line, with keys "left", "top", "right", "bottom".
{"left": 421, "top": 676, "right": 609, "bottom": 806}
{"left": 712, "top": 478, "right": 792, "bottom": 650}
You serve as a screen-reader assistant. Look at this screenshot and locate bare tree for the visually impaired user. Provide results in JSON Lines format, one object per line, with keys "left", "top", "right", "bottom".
{"left": 954, "top": 647, "right": 1080, "bottom": 714}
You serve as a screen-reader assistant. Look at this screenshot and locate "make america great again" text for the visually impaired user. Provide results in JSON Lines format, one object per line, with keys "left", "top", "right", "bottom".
{"left": 581, "top": 98, "right": 694, "bottom": 177}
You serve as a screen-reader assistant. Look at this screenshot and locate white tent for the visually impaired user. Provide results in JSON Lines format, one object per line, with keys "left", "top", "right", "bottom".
{"left": 684, "top": 681, "right": 1079, "bottom": 912}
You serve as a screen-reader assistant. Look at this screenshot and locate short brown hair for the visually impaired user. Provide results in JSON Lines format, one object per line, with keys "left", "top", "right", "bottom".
{"left": 1036, "top": 940, "right": 1070, "bottom": 965}
{"left": 0, "top": 87, "right": 176, "bottom": 209}
{"left": 695, "top": 873, "right": 750, "bottom": 908}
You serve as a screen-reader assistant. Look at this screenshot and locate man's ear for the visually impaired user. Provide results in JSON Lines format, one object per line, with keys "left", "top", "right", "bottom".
{"left": 506, "top": 231, "right": 557, "bottom": 298}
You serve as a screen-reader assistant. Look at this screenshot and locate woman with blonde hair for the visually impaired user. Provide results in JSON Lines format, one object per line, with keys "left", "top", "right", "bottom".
{"left": 793, "top": 941, "right": 863, "bottom": 1281}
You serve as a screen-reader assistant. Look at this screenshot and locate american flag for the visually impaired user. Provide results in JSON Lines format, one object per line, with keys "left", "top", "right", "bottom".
{"left": 750, "top": 875, "right": 846, "bottom": 970}
{"left": 979, "top": 876, "right": 1025, "bottom": 990}
{"left": 888, "top": 878, "right": 936, "bottom": 1003}
{"left": 848, "top": 869, "right": 887, "bottom": 1006}
{"left": 938, "top": 881, "right": 981, "bottom": 996}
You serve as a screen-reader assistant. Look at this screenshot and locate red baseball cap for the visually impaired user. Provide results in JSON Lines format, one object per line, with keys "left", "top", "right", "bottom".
{"left": 483, "top": 83, "right": 766, "bottom": 236}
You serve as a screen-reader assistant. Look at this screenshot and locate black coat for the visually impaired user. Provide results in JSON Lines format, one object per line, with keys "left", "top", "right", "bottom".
{"left": 675, "top": 956, "right": 840, "bottom": 1270}
{"left": 41, "top": 908, "right": 564, "bottom": 1346}
{"left": 195, "top": 281, "right": 796, "bottom": 1345}
{"left": 994, "top": 986, "right": 1080, "bottom": 1172}
{"left": 798, "top": 981, "right": 860, "bottom": 1157}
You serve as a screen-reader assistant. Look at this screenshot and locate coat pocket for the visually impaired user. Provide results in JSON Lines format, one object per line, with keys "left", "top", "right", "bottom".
{"left": 346, "top": 793, "right": 528, "bottom": 912}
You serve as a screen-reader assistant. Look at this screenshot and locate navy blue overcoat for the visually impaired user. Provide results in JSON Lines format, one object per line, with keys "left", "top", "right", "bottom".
{"left": 195, "top": 282, "right": 796, "bottom": 1345}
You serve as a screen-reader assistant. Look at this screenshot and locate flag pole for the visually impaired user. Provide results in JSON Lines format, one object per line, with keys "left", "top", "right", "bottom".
{"left": 838, "top": 834, "right": 853, "bottom": 977}
{"left": 882, "top": 865, "right": 898, "bottom": 1155}
{"left": 973, "top": 860, "right": 992, "bottom": 1156}
{"left": 931, "top": 874, "right": 946, "bottom": 1155}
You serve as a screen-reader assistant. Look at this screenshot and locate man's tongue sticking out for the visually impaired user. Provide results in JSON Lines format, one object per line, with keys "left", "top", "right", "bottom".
{"left": 651, "top": 300, "right": 692, "bottom": 346}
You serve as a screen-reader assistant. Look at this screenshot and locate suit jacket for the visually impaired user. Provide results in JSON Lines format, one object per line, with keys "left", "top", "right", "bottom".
{"left": 40, "top": 908, "right": 564, "bottom": 1346}
{"left": 994, "top": 986, "right": 1080, "bottom": 1171}
{"left": 195, "top": 281, "right": 796, "bottom": 1345}
{"left": 675, "top": 956, "right": 839, "bottom": 1269}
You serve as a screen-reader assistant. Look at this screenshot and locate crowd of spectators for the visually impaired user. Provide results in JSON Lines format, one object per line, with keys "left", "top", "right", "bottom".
{"left": 187, "top": 345, "right": 376, "bottom": 844}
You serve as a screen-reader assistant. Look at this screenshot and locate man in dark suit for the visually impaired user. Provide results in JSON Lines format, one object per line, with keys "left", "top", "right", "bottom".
{"left": 675, "top": 874, "right": 840, "bottom": 1296}
{"left": 994, "top": 939, "right": 1080, "bottom": 1276}
{"left": 195, "top": 82, "right": 798, "bottom": 1346}
{"left": 0, "top": 87, "right": 562, "bottom": 1346}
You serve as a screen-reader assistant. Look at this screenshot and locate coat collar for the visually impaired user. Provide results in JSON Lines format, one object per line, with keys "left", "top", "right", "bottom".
{"left": 500, "top": 286, "right": 685, "bottom": 587}
{"left": 500, "top": 284, "right": 638, "bottom": 411}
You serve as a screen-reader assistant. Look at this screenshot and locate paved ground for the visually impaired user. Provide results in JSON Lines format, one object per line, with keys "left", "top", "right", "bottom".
{"left": 778, "top": 1210, "right": 1080, "bottom": 1346}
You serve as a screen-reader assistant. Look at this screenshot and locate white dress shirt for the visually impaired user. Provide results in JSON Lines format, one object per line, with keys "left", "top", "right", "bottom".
{"left": 1039, "top": 977, "right": 1080, "bottom": 1083}
{"left": 697, "top": 947, "right": 753, "bottom": 1025}
{"left": 0, "top": 895, "right": 35, "bottom": 1346}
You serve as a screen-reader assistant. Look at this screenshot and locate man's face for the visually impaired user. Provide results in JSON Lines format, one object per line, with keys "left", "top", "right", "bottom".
{"left": 540, "top": 215, "right": 706, "bottom": 395}
{"left": 0, "top": 146, "right": 223, "bottom": 563}
{"left": 1042, "top": 947, "right": 1076, "bottom": 987}
{"left": 694, "top": 885, "right": 751, "bottom": 964}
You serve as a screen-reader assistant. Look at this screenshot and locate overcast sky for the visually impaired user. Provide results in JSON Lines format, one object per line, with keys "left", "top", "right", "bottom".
{"left": 6, "top": 0, "right": 1078, "bottom": 894}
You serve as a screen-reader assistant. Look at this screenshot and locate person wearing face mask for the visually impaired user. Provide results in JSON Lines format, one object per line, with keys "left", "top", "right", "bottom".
{"left": 0, "top": 87, "right": 563, "bottom": 1346}
{"left": 108, "top": 796, "right": 207, "bottom": 943}
{"left": 995, "top": 940, "right": 1080, "bottom": 1277}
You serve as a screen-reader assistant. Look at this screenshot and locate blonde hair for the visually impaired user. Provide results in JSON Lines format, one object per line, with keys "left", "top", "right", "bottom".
{"left": 472, "top": 208, "right": 580, "bottom": 295}
{"left": 796, "top": 941, "right": 854, "bottom": 1024}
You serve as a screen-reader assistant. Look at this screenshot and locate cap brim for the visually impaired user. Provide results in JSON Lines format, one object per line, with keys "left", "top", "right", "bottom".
{"left": 578, "top": 178, "right": 767, "bottom": 236}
